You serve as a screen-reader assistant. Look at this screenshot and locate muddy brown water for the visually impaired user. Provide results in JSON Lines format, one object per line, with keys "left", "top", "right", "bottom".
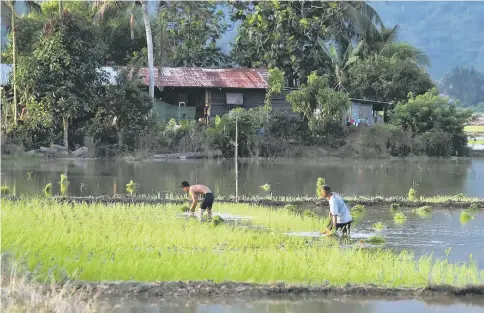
{"left": 102, "top": 297, "right": 484, "bottom": 313}
{"left": 1, "top": 158, "right": 483, "bottom": 197}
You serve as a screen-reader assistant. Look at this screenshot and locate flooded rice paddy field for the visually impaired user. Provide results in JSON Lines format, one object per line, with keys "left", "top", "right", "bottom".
{"left": 1, "top": 158, "right": 484, "bottom": 197}
{"left": 2, "top": 158, "right": 484, "bottom": 311}
{"left": 103, "top": 298, "right": 484, "bottom": 313}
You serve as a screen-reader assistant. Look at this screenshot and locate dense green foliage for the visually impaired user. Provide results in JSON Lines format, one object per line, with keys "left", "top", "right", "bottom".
{"left": 1, "top": 1, "right": 477, "bottom": 158}
{"left": 439, "top": 66, "right": 484, "bottom": 109}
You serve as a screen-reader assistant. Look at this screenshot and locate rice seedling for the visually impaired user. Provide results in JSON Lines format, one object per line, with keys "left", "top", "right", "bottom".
{"left": 27, "top": 171, "right": 33, "bottom": 180}
{"left": 394, "top": 211, "right": 407, "bottom": 223}
{"left": 43, "top": 183, "right": 52, "bottom": 197}
{"left": 3, "top": 198, "right": 482, "bottom": 287}
{"left": 316, "top": 177, "right": 325, "bottom": 197}
{"left": 390, "top": 203, "right": 401, "bottom": 214}
{"left": 1, "top": 185, "right": 10, "bottom": 195}
{"left": 259, "top": 184, "right": 271, "bottom": 191}
{"left": 413, "top": 206, "right": 433, "bottom": 217}
{"left": 60, "top": 174, "right": 69, "bottom": 185}
{"left": 210, "top": 215, "right": 225, "bottom": 227}
{"left": 366, "top": 236, "right": 386, "bottom": 245}
{"left": 126, "top": 180, "right": 136, "bottom": 195}
{"left": 372, "top": 221, "right": 385, "bottom": 231}
{"left": 408, "top": 188, "right": 416, "bottom": 201}
{"left": 179, "top": 205, "right": 190, "bottom": 213}
{"left": 350, "top": 204, "right": 365, "bottom": 213}
{"left": 460, "top": 210, "right": 473, "bottom": 224}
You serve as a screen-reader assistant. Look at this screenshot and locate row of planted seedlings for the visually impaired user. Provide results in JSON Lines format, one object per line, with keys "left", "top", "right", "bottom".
{"left": 2, "top": 197, "right": 483, "bottom": 287}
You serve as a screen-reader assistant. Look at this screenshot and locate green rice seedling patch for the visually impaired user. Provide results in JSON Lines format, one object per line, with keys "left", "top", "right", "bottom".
{"left": 2, "top": 198, "right": 483, "bottom": 287}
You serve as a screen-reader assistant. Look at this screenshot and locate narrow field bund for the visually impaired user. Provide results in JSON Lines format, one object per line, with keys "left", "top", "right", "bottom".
{"left": 2, "top": 198, "right": 484, "bottom": 294}
{"left": 5, "top": 194, "right": 483, "bottom": 209}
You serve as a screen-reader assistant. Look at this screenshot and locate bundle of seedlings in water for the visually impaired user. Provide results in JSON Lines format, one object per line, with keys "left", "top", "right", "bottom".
{"left": 259, "top": 184, "right": 271, "bottom": 191}
{"left": 350, "top": 204, "right": 365, "bottom": 213}
{"left": 414, "top": 205, "right": 433, "bottom": 216}
{"left": 59, "top": 174, "right": 69, "bottom": 196}
{"left": 394, "top": 211, "right": 407, "bottom": 222}
{"left": 316, "top": 177, "right": 326, "bottom": 197}
{"left": 179, "top": 205, "right": 190, "bottom": 213}
{"left": 44, "top": 183, "right": 53, "bottom": 197}
{"left": 210, "top": 215, "right": 225, "bottom": 227}
{"left": 408, "top": 188, "right": 417, "bottom": 201}
{"left": 0, "top": 185, "right": 10, "bottom": 196}
{"left": 372, "top": 221, "right": 385, "bottom": 231}
{"left": 460, "top": 210, "right": 473, "bottom": 223}
{"left": 390, "top": 203, "right": 401, "bottom": 214}
{"left": 126, "top": 180, "right": 136, "bottom": 195}
{"left": 366, "top": 236, "right": 386, "bottom": 244}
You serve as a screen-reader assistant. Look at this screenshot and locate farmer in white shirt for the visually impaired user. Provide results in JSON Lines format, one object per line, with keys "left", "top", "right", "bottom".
{"left": 321, "top": 185, "right": 353, "bottom": 235}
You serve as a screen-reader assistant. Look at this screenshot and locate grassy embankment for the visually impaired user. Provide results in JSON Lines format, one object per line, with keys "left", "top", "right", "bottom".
{"left": 2, "top": 198, "right": 483, "bottom": 287}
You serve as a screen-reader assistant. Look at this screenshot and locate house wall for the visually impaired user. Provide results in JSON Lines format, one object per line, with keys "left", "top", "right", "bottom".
{"left": 344, "top": 102, "right": 385, "bottom": 126}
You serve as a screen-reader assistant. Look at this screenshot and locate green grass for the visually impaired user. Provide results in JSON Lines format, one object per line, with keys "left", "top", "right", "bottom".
{"left": 2, "top": 198, "right": 483, "bottom": 287}
{"left": 350, "top": 204, "right": 365, "bottom": 213}
{"left": 464, "top": 125, "right": 484, "bottom": 133}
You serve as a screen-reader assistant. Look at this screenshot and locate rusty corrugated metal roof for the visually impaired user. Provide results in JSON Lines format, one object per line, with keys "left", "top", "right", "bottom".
{"left": 138, "top": 67, "right": 268, "bottom": 89}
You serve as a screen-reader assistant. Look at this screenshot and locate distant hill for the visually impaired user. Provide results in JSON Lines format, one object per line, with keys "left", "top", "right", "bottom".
{"left": 368, "top": 1, "right": 484, "bottom": 79}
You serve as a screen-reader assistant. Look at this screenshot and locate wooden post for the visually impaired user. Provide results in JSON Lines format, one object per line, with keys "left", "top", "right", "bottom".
{"left": 235, "top": 115, "right": 238, "bottom": 202}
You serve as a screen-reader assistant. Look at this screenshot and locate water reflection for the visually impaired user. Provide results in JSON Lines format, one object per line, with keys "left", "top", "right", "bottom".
{"left": 106, "top": 298, "right": 484, "bottom": 313}
{"left": 1, "top": 158, "right": 482, "bottom": 197}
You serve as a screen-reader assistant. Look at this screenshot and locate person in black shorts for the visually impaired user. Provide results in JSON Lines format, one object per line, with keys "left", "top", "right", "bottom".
{"left": 181, "top": 181, "right": 214, "bottom": 217}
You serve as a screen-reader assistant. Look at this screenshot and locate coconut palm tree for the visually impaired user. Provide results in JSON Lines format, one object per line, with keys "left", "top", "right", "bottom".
{"left": 93, "top": 0, "right": 155, "bottom": 100}
{"left": 3, "top": 0, "right": 41, "bottom": 125}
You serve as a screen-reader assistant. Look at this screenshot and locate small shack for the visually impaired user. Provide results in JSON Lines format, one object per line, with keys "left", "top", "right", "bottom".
{"left": 344, "top": 98, "right": 391, "bottom": 126}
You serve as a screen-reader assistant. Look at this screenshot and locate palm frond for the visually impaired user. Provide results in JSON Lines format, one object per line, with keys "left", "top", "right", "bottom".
{"left": 380, "top": 42, "right": 431, "bottom": 67}
{"left": 358, "top": 2, "right": 385, "bottom": 29}
{"left": 380, "top": 24, "right": 400, "bottom": 44}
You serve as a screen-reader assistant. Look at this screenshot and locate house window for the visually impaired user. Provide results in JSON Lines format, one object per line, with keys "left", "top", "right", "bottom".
{"left": 226, "top": 93, "right": 243, "bottom": 108}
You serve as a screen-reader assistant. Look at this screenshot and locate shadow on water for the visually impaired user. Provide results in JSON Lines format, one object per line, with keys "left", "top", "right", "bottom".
{"left": 1, "top": 158, "right": 484, "bottom": 197}
{"left": 102, "top": 297, "right": 484, "bottom": 313}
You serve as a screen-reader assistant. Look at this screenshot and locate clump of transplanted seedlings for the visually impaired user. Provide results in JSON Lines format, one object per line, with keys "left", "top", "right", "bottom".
{"left": 259, "top": 184, "right": 271, "bottom": 191}
{"left": 460, "top": 210, "right": 473, "bottom": 223}
{"left": 179, "top": 205, "right": 190, "bottom": 213}
{"left": 44, "top": 183, "right": 53, "bottom": 197}
{"left": 394, "top": 211, "right": 407, "bottom": 223}
{"left": 0, "top": 185, "right": 10, "bottom": 195}
{"left": 366, "top": 236, "right": 386, "bottom": 245}
{"left": 414, "top": 205, "right": 433, "bottom": 217}
{"left": 126, "top": 180, "right": 136, "bottom": 195}
{"left": 350, "top": 204, "right": 365, "bottom": 213}
{"left": 372, "top": 221, "right": 385, "bottom": 231}
{"left": 316, "top": 177, "right": 326, "bottom": 197}
{"left": 408, "top": 188, "right": 417, "bottom": 201}
{"left": 210, "top": 215, "right": 225, "bottom": 227}
{"left": 59, "top": 174, "right": 69, "bottom": 196}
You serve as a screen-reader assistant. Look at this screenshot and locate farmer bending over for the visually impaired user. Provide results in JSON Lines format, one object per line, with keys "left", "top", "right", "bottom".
{"left": 321, "top": 185, "right": 353, "bottom": 235}
{"left": 180, "top": 181, "right": 214, "bottom": 217}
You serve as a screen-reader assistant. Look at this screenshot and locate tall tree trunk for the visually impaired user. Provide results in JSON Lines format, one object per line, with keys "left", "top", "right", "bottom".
{"left": 11, "top": 8, "right": 17, "bottom": 125}
{"left": 59, "top": 0, "right": 62, "bottom": 14}
{"left": 62, "top": 115, "right": 68, "bottom": 148}
{"left": 141, "top": 1, "right": 155, "bottom": 100}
